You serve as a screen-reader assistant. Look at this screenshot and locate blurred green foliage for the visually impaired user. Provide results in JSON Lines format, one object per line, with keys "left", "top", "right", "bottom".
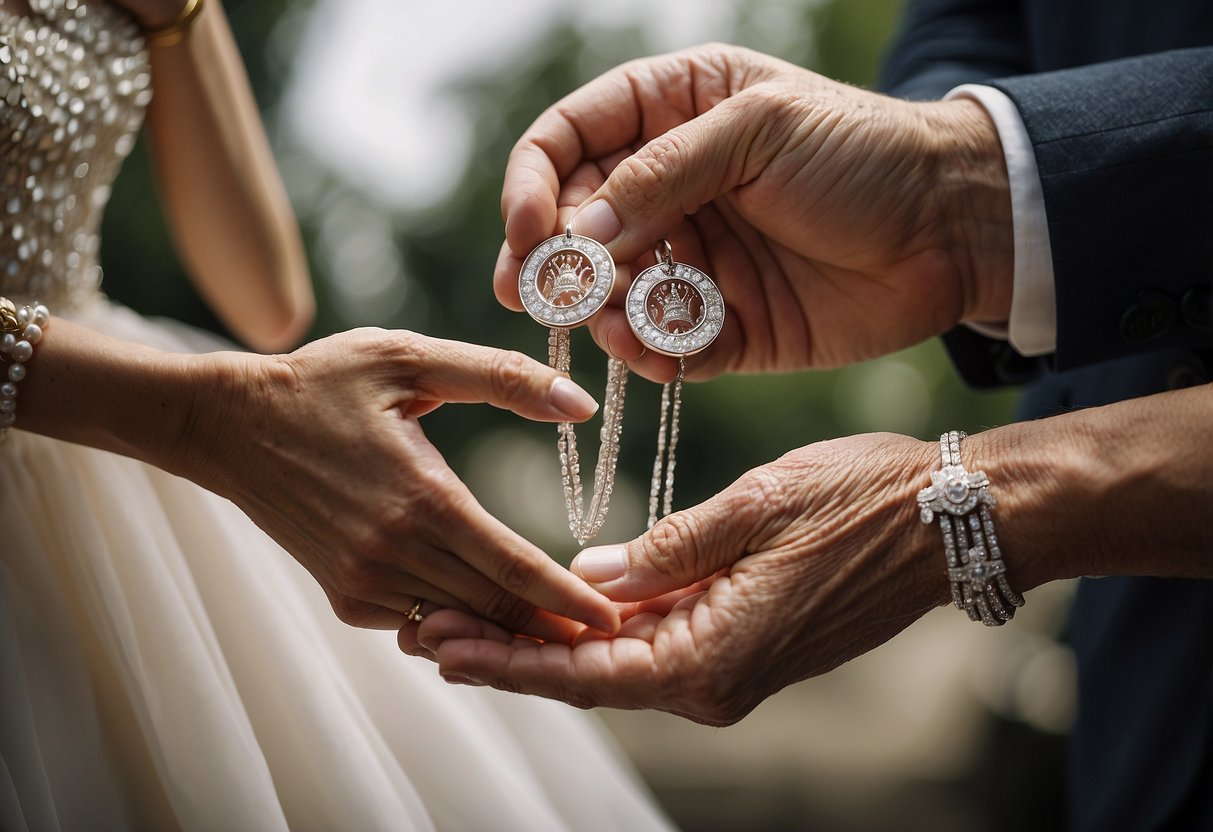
{"left": 102, "top": 0, "right": 1018, "bottom": 554}
{"left": 812, "top": 0, "right": 904, "bottom": 86}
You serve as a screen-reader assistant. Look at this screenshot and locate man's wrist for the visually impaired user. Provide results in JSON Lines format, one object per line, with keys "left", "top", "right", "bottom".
{"left": 961, "top": 389, "right": 1213, "bottom": 593}
{"left": 918, "top": 98, "right": 1015, "bottom": 328}
{"left": 961, "top": 422, "right": 1088, "bottom": 594}
{"left": 947, "top": 86, "right": 1058, "bottom": 357}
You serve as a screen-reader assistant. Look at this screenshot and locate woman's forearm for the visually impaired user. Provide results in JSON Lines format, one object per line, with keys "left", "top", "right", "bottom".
{"left": 13, "top": 316, "right": 237, "bottom": 481}
{"left": 143, "top": 1, "right": 313, "bottom": 352}
{"left": 11, "top": 316, "right": 622, "bottom": 636}
{"left": 971, "top": 383, "right": 1213, "bottom": 591}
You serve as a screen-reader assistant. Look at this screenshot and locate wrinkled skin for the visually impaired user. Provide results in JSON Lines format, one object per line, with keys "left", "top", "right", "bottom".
{"left": 492, "top": 43, "right": 1012, "bottom": 384}
{"left": 180, "top": 328, "right": 619, "bottom": 639}
{"left": 415, "top": 43, "right": 1015, "bottom": 722}
{"left": 406, "top": 434, "right": 950, "bottom": 725}
{"left": 405, "top": 384, "right": 1213, "bottom": 722}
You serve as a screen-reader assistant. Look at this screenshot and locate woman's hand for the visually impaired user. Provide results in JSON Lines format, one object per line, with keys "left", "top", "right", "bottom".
{"left": 176, "top": 328, "right": 620, "bottom": 638}
{"left": 495, "top": 44, "right": 1013, "bottom": 382}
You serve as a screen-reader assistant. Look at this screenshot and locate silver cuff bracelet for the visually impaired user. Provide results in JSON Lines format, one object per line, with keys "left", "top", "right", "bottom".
{"left": 918, "top": 430, "right": 1024, "bottom": 626}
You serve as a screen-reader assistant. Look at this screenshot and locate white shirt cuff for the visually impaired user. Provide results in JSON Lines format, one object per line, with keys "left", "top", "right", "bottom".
{"left": 946, "top": 84, "right": 1057, "bottom": 357}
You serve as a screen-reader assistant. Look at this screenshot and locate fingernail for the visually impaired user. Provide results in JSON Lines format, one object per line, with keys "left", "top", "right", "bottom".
{"left": 442, "top": 672, "right": 484, "bottom": 686}
{"left": 585, "top": 610, "right": 619, "bottom": 635}
{"left": 573, "top": 199, "right": 621, "bottom": 244}
{"left": 550, "top": 377, "right": 599, "bottom": 419}
{"left": 572, "top": 545, "right": 628, "bottom": 583}
{"left": 418, "top": 635, "right": 440, "bottom": 654}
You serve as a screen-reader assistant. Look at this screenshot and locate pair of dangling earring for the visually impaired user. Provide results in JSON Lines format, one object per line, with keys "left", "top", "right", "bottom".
{"left": 519, "top": 227, "right": 725, "bottom": 544}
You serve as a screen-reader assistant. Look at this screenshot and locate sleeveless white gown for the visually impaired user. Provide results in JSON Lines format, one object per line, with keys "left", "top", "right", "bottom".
{"left": 0, "top": 2, "right": 672, "bottom": 829}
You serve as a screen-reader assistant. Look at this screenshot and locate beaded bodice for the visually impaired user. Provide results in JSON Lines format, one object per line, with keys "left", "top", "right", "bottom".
{"left": 0, "top": 0, "right": 148, "bottom": 308}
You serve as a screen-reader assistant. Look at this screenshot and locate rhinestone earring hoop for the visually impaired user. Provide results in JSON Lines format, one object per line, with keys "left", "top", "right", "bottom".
{"left": 521, "top": 227, "right": 625, "bottom": 544}
{"left": 626, "top": 241, "right": 725, "bottom": 527}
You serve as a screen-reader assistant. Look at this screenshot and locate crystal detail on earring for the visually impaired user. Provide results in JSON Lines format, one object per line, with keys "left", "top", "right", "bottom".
{"left": 523, "top": 226, "right": 624, "bottom": 544}
{"left": 524, "top": 234, "right": 723, "bottom": 542}
{"left": 626, "top": 241, "right": 724, "bottom": 357}
{"left": 520, "top": 227, "right": 614, "bottom": 328}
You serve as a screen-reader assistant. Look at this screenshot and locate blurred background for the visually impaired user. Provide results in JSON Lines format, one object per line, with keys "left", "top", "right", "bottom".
{"left": 101, "top": 0, "right": 1076, "bottom": 828}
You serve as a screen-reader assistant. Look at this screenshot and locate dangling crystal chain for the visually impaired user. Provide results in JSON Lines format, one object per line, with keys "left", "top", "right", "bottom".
{"left": 549, "top": 327, "right": 629, "bottom": 544}
{"left": 647, "top": 358, "right": 685, "bottom": 528}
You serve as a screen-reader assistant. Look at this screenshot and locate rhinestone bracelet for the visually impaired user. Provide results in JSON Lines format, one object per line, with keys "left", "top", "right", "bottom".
{"left": 0, "top": 298, "right": 50, "bottom": 444}
{"left": 917, "top": 430, "right": 1024, "bottom": 626}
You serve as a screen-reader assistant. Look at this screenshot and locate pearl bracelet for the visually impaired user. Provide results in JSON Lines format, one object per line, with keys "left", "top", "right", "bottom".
{"left": 0, "top": 298, "right": 50, "bottom": 444}
{"left": 917, "top": 430, "right": 1025, "bottom": 626}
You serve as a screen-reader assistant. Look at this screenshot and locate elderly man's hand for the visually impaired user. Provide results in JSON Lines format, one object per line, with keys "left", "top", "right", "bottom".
{"left": 494, "top": 43, "right": 1013, "bottom": 383}
{"left": 405, "top": 387, "right": 1213, "bottom": 722}
{"left": 408, "top": 433, "right": 955, "bottom": 724}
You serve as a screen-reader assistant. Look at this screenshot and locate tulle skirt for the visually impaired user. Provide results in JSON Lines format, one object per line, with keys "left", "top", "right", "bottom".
{"left": 0, "top": 299, "right": 671, "bottom": 832}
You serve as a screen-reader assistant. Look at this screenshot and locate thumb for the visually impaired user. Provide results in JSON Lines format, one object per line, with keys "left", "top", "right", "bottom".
{"left": 571, "top": 95, "right": 764, "bottom": 262}
{"left": 571, "top": 486, "right": 752, "bottom": 601}
{"left": 409, "top": 335, "right": 598, "bottom": 423}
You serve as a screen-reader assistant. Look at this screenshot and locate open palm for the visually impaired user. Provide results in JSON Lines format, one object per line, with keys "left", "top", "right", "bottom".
{"left": 410, "top": 434, "right": 950, "bottom": 724}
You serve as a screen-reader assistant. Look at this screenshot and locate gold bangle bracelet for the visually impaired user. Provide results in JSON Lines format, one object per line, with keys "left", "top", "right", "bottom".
{"left": 144, "top": 0, "right": 205, "bottom": 48}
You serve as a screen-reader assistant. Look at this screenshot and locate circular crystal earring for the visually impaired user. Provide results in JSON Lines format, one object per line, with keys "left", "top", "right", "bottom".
{"left": 626, "top": 241, "right": 725, "bottom": 527}
{"left": 520, "top": 226, "right": 627, "bottom": 544}
{"left": 519, "top": 225, "right": 615, "bottom": 328}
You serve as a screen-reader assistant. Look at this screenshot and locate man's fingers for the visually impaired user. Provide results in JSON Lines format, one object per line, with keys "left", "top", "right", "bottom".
{"left": 615, "top": 611, "right": 665, "bottom": 641}
{"left": 584, "top": 307, "right": 646, "bottom": 360}
{"left": 571, "top": 476, "right": 762, "bottom": 601}
{"left": 501, "top": 141, "right": 562, "bottom": 257}
{"left": 434, "top": 630, "right": 663, "bottom": 711}
{"left": 500, "top": 60, "right": 654, "bottom": 257}
{"left": 493, "top": 241, "right": 526, "bottom": 311}
{"left": 571, "top": 94, "right": 772, "bottom": 266}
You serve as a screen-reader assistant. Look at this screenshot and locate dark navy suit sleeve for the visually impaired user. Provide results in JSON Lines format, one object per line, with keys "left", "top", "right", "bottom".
{"left": 990, "top": 49, "right": 1213, "bottom": 370}
{"left": 881, "top": 0, "right": 1048, "bottom": 386}
{"left": 883, "top": 7, "right": 1213, "bottom": 832}
{"left": 881, "top": 2, "right": 1213, "bottom": 383}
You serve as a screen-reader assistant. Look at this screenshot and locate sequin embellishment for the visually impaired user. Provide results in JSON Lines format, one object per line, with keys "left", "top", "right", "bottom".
{"left": 0, "top": 0, "right": 150, "bottom": 308}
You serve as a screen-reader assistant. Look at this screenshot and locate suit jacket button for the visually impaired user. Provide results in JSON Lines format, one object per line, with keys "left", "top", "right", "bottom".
{"left": 1167, "top": 356, "right": 1208, "bottom": 390}
{"left": 992, "top": 343, "right": 1040, "bottom": 384}
{"left": 1180, "top": 286, "right": 1212, "bottom": 331}
{"left": 1119, "top": 291, "right": 1178, "bottom": 344}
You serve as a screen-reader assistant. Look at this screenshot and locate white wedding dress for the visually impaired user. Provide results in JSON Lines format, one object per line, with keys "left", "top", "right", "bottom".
{"left": 0, "top": 2, "right": 672, "bottom": 830}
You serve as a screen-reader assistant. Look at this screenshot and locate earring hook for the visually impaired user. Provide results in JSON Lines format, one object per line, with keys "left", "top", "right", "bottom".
{"left": 655, "top": 239, "right": 674, "bottom": 275}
